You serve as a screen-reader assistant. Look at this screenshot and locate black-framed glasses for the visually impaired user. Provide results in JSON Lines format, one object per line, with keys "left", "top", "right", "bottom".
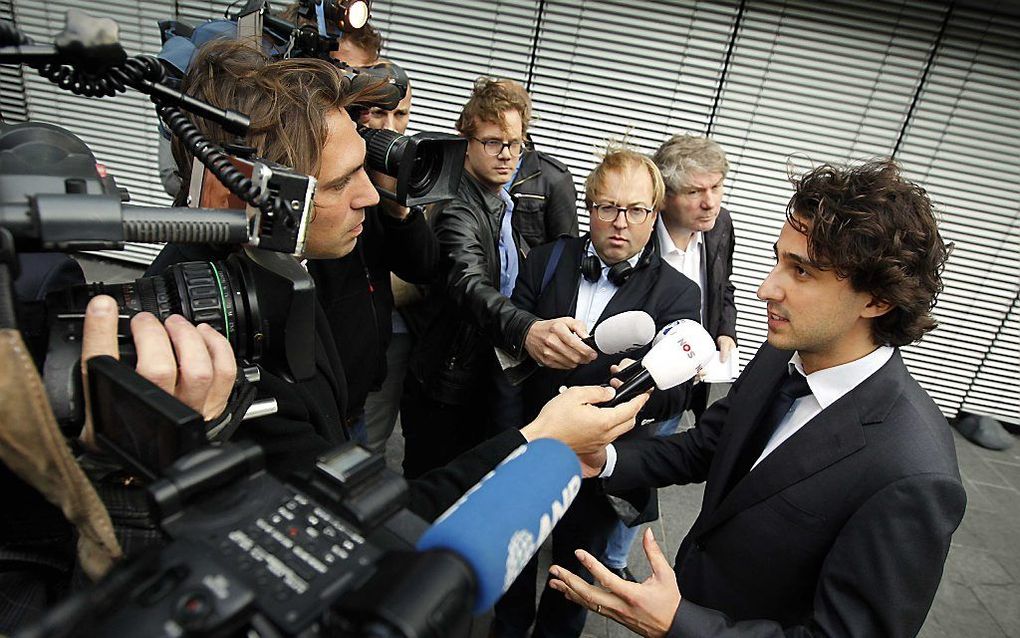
{"left": 591, "top": 203, "right": 655, "bottom": 224}
{"left": 471, "top": 137, "right": 525, "bottom": 157}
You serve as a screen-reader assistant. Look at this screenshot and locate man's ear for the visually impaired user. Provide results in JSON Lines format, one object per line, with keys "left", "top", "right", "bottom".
{"left": 862, "top": 296, "right": 894, "bottom": 319}
{"left": 198, "top": 172, "right": 233, "bottom": 209}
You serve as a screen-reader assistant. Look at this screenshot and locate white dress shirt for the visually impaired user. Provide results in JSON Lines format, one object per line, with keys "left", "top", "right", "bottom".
{"left": 657, "top": 218, "right": 706, "bottom": 324}
{"left": 751, "top": 345, "right": 894, "bottom": 469}
{"left": 600, "top": 345, "right": 895, "bottom": 478}
{"left": 574, "top": 242, "right": 641, "bottom": 331}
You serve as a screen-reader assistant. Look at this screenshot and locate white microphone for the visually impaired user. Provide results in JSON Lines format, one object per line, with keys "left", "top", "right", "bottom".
{"left": 615, "top": 317, "right": 700, "bottom": 381}
{"left": 506, "top": 311, "right": 656, "bottom": 386}
{"left": 605, "top": 319, "right": 715, "bottom": 407}
{"left": 581, "top": 310, "right": 656, "bottom": 354}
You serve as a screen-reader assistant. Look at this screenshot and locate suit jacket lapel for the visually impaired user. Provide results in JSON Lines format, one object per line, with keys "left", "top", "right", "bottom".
{"left": 539, "top": 238, "right": 584, "bottom": 318}
{"left": 696, "top": 350, "right": 907, "bottom": 538}
{"left": 698, "top": 350, "right": 790, "bottom": 517}
{"left": 703, "top": 224, "right": 723, "bottom": 274}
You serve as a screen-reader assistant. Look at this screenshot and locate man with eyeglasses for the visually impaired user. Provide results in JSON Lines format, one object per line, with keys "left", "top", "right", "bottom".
{"left": 490, "top": 149, "right": 701, "bottom": 638}
{"left": 402, "top": 78, "right": 591, "bottom": 478}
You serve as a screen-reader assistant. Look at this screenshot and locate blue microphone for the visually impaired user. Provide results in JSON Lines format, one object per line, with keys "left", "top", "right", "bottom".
{"left": 416, "top": 438, "right": 582, "bottom": 613}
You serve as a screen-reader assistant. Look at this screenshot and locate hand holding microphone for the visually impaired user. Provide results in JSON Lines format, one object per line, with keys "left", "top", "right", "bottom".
{"left": 522, "top": 310, "right": 656, "bottom": 371}
{"left": 604, "top": 319, "right": 716, "bottom": 407}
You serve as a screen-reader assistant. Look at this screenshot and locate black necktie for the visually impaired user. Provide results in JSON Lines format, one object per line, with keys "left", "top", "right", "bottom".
{"left": 725, "top": 369, "right": 812, "bottom": 495}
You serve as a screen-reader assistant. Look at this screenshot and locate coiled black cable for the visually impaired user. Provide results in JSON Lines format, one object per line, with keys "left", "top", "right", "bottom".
{"left": 158, "top": 105, "right": 271, "bottom": 213}
{"left": 3, "top": 18, "right": 271, "bottom": 215}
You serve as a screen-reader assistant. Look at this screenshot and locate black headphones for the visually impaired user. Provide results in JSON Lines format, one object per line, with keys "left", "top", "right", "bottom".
{"left": 580, "top": 238, "right": 657, "bottom": 286}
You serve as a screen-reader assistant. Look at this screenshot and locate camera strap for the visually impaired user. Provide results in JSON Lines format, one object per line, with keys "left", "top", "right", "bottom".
{"left": 0, "top": 328, "right": 122, "bottom": 580}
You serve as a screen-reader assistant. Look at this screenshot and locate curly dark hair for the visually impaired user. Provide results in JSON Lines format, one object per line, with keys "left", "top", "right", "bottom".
{"left": 787, "top": 160, "right": 952, "bottom": 347}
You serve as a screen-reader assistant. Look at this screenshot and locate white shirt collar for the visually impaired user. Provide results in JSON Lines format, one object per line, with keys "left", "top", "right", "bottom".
{"left": 789, "top": 345, "right": 895, "bottom": 410}
{"left": 657, "top": 217, "right": 702, "bottom": 256}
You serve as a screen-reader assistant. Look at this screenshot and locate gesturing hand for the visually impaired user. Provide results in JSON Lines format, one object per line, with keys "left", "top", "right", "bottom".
{"left": 548, "top": 528, "right": 681, "bottom": 638}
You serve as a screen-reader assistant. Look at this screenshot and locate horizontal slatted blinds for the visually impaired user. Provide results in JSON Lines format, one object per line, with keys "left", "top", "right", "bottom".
{"left": 896, "top": 5, "right": 1020, "bottom": 423}
{"left": 371, "top": 0, "right": 539, "bottom": 138}
{"left": 0, "top": 0, "right": 28, "bottom": 123}
{"left": 527, "top": 1, "right": 740, "bottom": 234}
{"left": 711, "top": 0, "right": 948, "bottom": 367}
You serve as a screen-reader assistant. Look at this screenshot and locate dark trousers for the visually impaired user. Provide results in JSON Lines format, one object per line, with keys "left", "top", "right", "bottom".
{"left": 491, "top": 479, "right": 618, "bottom": 638}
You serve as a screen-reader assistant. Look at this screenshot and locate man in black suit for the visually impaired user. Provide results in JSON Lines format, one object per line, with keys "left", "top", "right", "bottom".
{"left": 596, "top": 135, "right": 742, "bottom": 584}
{"left": 491, "top": 150, "right": 701, "bottom": 638}
{"left": 548, "top": 160, "right": 966, "bottom": 637}
{"left": 653, "top": 134, "right": 738, "bottom": 420}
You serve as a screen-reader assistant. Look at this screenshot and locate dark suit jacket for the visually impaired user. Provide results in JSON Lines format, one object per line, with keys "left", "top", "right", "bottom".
{"left": 511, "top": 235, "right": 701, "bottom": 423}
{"left": 701, "top": 207, "right": 737, "bottom": 342}
{"left": 608, "top": 344, "right": 966, "bottom": 637}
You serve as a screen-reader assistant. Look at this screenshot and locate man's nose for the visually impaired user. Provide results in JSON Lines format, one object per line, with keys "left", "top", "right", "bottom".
{"left": 757, "top": 266, "right": 780, "bottom": 301}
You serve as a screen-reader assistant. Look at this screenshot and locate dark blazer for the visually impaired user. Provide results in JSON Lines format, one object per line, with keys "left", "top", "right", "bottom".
{"left": 608, "top": 344, "right": 966, "bottom": 637}
{"left": 511, "top": 235, "right": 701, "bottom": 423}
{"left": 701, "top": 207, "right": 737, "bottom": 342}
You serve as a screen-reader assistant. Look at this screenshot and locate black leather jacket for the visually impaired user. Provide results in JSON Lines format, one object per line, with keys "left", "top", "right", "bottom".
{"left": 407, "top": 172, "right": 536, "bottom": 405}
{"left": 508, "top": 144, "right": 579, "bottom": 249}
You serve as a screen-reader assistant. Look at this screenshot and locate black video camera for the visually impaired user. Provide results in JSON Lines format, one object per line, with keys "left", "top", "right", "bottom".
{"left": 12, "top": 356, "right": 474, "bottom": 638}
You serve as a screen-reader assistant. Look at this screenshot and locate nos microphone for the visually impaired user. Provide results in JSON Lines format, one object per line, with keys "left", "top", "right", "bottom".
{"left": 415, "top": 438, "right": 581, "bottom": 613}
{"left": 615, "top": 317, "right": 702, "bottom": 382}
{"left": 605, "top": 319, "right": 715, "bottom": 407}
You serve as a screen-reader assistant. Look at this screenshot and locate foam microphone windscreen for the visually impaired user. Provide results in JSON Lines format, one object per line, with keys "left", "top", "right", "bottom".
{"left": 416, "top": 439, "right": 582, "bottom": 613}
{"left": 643, "top": 319, "right": 717, "bottom": 390}
{"left": 592, "top": 310, "right": 656, "bottom": 354}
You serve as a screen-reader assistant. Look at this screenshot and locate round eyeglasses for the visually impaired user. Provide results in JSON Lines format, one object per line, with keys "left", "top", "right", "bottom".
{"left": 471, "top": 137, "right": 525, "bottom": 157}
{"left": 591, "top": 203, "right": 654, "bottom": 224}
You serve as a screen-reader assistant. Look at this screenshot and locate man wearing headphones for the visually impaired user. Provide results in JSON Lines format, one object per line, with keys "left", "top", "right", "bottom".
{"left": 491, "top": 149, "right": 701, "bottom": 638}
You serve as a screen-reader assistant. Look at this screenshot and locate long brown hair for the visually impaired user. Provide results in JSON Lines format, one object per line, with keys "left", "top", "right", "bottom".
{"left": 172, "top": 40, "right": 388, "bottom": 202}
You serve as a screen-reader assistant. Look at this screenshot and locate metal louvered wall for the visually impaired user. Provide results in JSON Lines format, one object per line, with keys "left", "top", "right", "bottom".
{"left": 0, "top": 0, "right": 27, "bottom": 122}
{"left": 1, "top": 0, "right": 1017, "bottom": 423}
{"left": 371, "top": 0, "right": 1019, "bottom": 424}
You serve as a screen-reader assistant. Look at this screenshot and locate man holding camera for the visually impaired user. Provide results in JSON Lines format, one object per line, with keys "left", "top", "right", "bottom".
{"left": 306, "top": 61, "right": 437, "bottom": 446}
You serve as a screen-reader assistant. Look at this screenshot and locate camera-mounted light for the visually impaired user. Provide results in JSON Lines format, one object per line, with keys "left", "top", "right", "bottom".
{"left": 300, "top": 0, "right": 371, "bottom": 35}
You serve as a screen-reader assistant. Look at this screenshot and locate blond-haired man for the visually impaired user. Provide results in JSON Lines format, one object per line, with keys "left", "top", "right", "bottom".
{"left": 492, "top": 150, "right": 701, "bottom": 638}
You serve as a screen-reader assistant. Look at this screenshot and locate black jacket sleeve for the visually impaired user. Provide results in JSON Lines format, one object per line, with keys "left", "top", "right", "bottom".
{"left": 433, "top": 202, "right": 536, "bottom": 357}
{"left": 407, "top": 428, "right": 528, "bottom": 521}
{"left": 378, "top": 206, "right": 438, "bottom": 285}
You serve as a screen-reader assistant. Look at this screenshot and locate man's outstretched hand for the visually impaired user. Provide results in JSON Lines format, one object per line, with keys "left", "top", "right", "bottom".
{"left": 520, "top": 384, "right": 647, "bottom": 457}
{"left": 549, "top": 528, "right": 681, "bottom": 637}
